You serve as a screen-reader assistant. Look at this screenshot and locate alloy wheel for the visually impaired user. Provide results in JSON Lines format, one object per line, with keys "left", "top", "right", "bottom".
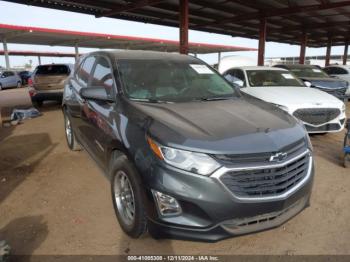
{"left": 113, "top": 171, "right": 136, "bottom": 226}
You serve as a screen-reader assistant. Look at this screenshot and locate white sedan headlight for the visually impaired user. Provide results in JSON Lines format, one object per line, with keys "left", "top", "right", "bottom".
{"left": 147, "top": 137, "right": 220, "bottom": 176}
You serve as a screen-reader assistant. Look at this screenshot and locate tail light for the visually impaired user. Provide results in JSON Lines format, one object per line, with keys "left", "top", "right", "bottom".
{"left": 28, "top": 78, "right": 33, "bottom": 87}
{"left": 28, "top": 87, "right": 36, "bottom": 97}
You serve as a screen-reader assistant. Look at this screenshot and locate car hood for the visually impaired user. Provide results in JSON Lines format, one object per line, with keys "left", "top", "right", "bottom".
{"left": 299, "top": 77, "right": 348, "bottom": 89}
{"left": 127, "top": 97, "right": 306, "bottom": 155}
{"left": 241, "top": 86, "right": 344, "bottom": 108}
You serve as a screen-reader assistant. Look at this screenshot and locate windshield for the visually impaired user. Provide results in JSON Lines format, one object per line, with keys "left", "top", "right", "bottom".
{"left": 246, "top": 70, "right": 304, "bottom": 87}
{"left": 288, "top": 67, "right": 329, "bottom": 78}
{"left": 36, "top": 65, "right": 69, "bottom": 75}
{"left": 117, "top": 59, "right": 237, "bottom": 102}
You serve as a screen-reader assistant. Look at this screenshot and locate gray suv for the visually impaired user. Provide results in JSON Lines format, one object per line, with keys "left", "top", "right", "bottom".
{"left": 62, "top": 51, "right": 314, "bottom": 241}
{"left": 0, "top": 70, "right": 22, "bottom": 90}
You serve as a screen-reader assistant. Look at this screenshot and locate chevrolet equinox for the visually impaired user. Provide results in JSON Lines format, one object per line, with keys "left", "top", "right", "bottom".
{"left": 62, "top": 51, "right": 314, "bottom": 242}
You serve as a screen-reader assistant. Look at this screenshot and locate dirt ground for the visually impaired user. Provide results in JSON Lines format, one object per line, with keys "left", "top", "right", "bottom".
{"left": 0, "top": 102, "right": 350, "bottom": 256}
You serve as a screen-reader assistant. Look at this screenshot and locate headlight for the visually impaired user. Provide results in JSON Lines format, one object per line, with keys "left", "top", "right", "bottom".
{"left": 305, "top": 134, "right": 313, "bottom": 152}
{"left": 147, "top": 137, "right": 220, "bottom": 176}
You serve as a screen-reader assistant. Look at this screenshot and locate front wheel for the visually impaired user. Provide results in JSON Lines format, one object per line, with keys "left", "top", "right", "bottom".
{"left": 110, "top": 155, "right": 147, "bottom": 238}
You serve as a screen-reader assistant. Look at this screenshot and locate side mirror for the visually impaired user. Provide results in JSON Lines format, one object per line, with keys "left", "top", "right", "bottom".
{"left": 232, "top": 79, "right": 244, "bottom": 88}
{"left": 80, "top": 87, "right": 115, "bottom": 102}
{"left": 304, "top": 81, "right": 312, "bottom": 87}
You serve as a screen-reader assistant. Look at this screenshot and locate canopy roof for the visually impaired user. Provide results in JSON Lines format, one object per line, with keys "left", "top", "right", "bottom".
{"left": 4, "top": 0, "right": 350, "bottom": 47}
{"left": 0, "top": 23, "right": 256, "bottom": 54}
{"left": 0, "top": 50, "right": 76, "bottom": 57}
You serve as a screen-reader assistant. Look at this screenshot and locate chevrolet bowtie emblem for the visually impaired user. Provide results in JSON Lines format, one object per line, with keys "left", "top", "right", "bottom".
{"left": 269, "top": 152, "right": 288, "bottom": 162}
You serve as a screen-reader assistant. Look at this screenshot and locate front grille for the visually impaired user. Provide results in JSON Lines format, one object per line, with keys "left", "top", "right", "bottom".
{"left": 214, "top": 139, "right": 305, "bottom": 165}
{"left": 293, "top": 108, "right": 340, "bottom": 125}
{"left": 305, "top": 123, "right": 341, "bottom": 132}
{"left": 220, "top": 153, "right": 310, "bottom": 198}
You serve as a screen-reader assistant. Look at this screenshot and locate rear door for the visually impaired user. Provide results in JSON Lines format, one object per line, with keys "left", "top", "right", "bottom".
{"left": 81, "top": 55, "right": 117, "bottom": 167}
{"left": 33, "top": 65, "right": 70, "bottom": 91}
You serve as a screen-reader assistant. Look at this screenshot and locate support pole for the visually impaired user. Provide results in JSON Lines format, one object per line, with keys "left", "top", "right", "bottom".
{"left": 325, "top": 37, "right": 332, "bottom": 66}
{"left": 218, "top": 52, "right": 221, "bottom": 63}
{"left": 3, "top": 38, "right": 10, "bottom": 69}
{"left": 38, "top": 56, "right": 41, "bottom": 65}
{"left": 299, "top": 32, "right": 307, "bottom": 64}
{"left": 179, "top": 0, "right": 189, "bottom": 54}
{"left": 74, "top": 43, "right": 79, "bottom": 61}
{"left": 343, "top": 40, "right": 348, "bottom": 65}
{"left": 257, "top": 17, "right": 266, "bottom": 66}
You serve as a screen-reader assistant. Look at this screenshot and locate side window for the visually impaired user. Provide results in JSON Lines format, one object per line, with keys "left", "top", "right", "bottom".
{"left": 91, "top": 56, "right": 115, "bottom": 98}
{"left": 7, "top": 71, "right": 14, "bottom": 76}
{"left": 76, "top": 56, "right": 96, "bottom": 87}
{"left": 334, "top": 67, "right": 348, "bottom": 75}
{"left": 235, "top": 70, "right": 246, "bottom": 86}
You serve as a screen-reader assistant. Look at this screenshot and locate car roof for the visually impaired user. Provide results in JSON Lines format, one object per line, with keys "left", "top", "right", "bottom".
{"left": 235, "top": 66, "right": 288, "bottom": 71}
{"left": 86, "top": 50, "right": 199, "bottom": 62}
{"left": 274, "top": 64, "right": 316, "bottom": 69}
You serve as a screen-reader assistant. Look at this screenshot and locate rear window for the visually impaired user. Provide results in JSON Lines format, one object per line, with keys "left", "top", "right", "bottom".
{"left": 36, "top": 65, "right": 69, "bottom": 75}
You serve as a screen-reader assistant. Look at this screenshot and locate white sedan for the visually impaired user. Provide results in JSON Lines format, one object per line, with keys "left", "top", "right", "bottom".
{"left": 223, "top": 66, "right": 346, "bottom": 133}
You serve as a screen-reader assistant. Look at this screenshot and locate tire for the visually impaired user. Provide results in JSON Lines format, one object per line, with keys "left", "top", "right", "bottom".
{"left": 0, "top": 84, "right": 2, "bottom": 91}
{"left": 35, "top": 100, "right": 43, "bottom": 107}
{"left": 63, "top": 109, "right": 81, "bottom": 151}
{"left": 16, "top": 81, "right": 21, "bottom": 88}
{"left": 110, "top": 154, "right": 147, "bottom": 238}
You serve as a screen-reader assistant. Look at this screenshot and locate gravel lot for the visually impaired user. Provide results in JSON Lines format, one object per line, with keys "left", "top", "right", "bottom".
{"left": 0, "top": 102, "right": 349, "bottom": 256}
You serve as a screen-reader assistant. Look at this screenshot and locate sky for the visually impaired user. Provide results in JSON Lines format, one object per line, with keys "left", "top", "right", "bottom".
{"left": 0, "top": 1, "right": 347, "bottom": 68}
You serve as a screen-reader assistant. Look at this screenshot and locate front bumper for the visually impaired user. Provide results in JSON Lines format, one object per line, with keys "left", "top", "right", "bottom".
{"left": 144, "top": 158, "right": 314, "bottom": 242}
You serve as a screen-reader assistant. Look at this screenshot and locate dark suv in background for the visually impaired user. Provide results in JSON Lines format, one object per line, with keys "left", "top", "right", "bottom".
{"left": 62, "top": 51, "right": 314, "bottom": 241}
{"left": 274, "top": 64, "right": 348, "bottom": 101}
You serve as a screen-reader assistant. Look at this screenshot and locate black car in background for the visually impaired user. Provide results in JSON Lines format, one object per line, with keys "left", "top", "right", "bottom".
{"left": 274, "top": 64, "right": 348, "bottom": 101}
{"left": 18, "top": 70, "right": 32, "bottom": 85}
{"left": 62, "top": 51, "right": 314, "bottom": 241}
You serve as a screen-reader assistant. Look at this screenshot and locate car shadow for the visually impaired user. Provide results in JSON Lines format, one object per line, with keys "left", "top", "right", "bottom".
{"left": 310, "top": 132, "right": 345, "bottom": 166}
{"left": 0, "top": 133, "right": 58, "bottom": 204}
{"left": 0, "top": 215, "right": 48, "bottom": 259}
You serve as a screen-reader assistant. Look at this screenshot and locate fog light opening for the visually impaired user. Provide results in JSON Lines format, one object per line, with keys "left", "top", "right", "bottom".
{"left": 152, "top": 190, "right": 182, "bottom": 217}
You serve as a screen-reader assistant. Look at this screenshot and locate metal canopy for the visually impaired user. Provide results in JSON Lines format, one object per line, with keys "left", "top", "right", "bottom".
{"left": 4, "top": 0, "right": 350, "bottom": 48}
{"left": 0, "top": 23, "right": 255, "bottom": 54}
{"left": 0, "top": 50, "right": 76, "bottom": 57}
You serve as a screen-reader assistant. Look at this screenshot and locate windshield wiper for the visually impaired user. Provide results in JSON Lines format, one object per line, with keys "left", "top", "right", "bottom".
{"left": 197, "top": 96, "right": 234, "bottom": 101}
{"left": 129, "top": 98, "right": 171, "bottom": 104}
